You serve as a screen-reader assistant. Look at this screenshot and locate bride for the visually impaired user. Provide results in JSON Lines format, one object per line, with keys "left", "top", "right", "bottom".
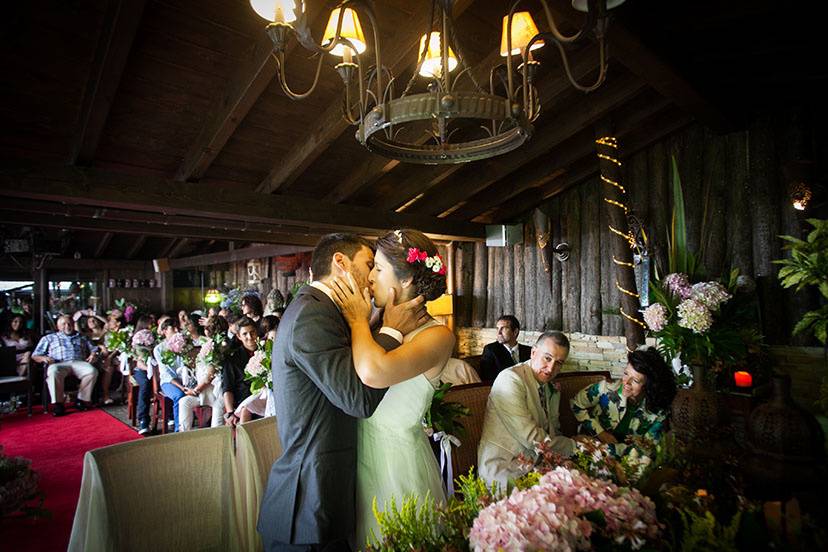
{"left": 330, "top": 228, "right": 455, "bottom": 548}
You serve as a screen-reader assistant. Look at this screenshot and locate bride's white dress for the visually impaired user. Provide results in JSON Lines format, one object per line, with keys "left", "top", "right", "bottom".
{"left": 354, "top": 320, "right": 447, "bottom": 548}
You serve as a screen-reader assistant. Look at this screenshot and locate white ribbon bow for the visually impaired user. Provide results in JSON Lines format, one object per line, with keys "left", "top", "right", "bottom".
{"left": 432, "top": 431, "right": 461, "bottom": 496}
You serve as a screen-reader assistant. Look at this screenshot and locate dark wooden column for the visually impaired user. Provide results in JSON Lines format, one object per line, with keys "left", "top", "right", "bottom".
{"left": 595, "top": 124, "right": 645, "bottom": 349}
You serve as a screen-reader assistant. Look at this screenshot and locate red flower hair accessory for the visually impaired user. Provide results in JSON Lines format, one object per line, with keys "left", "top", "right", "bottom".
{"left": 406, "top": 247, "right": 446, "bottom": 275}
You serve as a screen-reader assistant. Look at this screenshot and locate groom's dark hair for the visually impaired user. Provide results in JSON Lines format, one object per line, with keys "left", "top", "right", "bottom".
{"left": 311, "top": 233, "right": 374, "bottom": 280}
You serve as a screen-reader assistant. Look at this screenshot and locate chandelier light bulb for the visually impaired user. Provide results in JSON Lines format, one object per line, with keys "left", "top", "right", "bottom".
{"left": 418, "top": 32, "right": 458, "bottom": 78}
{"left": 249, "top": 0, "right": 299, "bottom": 24}
{"left": 322, "top": 7, "right": 367, "bottom": 57}
{"left": 500, "top": 12, "right": 545, "bottom": 56}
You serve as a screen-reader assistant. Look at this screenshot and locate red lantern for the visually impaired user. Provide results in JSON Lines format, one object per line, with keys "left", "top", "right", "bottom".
{"left": 734, "top": 371, "right": 753, "bottom": 388}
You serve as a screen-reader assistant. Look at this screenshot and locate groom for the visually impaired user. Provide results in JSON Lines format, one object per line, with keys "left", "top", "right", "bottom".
{"left": 258, "top": 233, "right": 427, "bottom": 551}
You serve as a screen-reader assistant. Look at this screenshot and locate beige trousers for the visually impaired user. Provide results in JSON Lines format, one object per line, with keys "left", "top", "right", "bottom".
{"left": 47, "top": 360, "right": 98, "bottom": 403}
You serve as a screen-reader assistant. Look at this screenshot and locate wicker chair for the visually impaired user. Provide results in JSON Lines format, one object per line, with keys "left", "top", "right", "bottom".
{"left": 556, "top": 370, "right": 611, "bottom": 436}
{"left": 443, "top": 382, "right": 492, "bottom": 481}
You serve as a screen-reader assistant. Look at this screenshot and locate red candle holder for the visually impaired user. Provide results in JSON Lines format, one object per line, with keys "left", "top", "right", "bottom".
{"left": 734, "top": 371, "right": 753, "bottom": 388}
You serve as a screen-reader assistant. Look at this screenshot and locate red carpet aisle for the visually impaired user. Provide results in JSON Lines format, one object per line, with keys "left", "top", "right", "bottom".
{"left": 0, "top": 407, "right": 140, "bottom": 551}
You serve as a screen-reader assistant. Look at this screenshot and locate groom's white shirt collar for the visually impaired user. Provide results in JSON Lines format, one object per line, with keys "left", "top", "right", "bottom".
{"left": 309, "top": 280, "right": 403, "bottom": 343}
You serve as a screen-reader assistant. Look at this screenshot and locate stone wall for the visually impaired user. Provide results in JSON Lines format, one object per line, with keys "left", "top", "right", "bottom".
{"left": 456, "top": 327, "right": 634, "bottom": 377}
{"left": 770, "top": 346, "right": 827, "bottom": 413}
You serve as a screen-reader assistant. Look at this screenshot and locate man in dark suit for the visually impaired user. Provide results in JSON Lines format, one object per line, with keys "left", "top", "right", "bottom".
{"left": 258, "top": 233, "right": 426, "bottom": 551}
{"left": 479, "top": 315, "right": 531, "bottom": 382}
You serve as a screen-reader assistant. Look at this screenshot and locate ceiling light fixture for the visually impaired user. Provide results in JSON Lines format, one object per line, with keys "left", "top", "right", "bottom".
{"left": 249, "top": 0, "right": 623, "bottom": 164}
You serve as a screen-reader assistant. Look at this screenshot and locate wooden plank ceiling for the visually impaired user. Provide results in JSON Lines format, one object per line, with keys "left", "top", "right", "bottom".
{"left": 0, "top": 0, "right": 822, "bottom": 262}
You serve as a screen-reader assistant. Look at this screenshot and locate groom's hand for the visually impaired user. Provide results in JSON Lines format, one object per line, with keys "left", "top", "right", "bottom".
{"left": 382, "top": 288, "right": 428, "bottom": 335}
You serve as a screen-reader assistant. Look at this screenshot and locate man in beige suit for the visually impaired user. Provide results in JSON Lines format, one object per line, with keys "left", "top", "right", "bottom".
{"left": 477, "top": 331, "right": 575, "bottom": 490}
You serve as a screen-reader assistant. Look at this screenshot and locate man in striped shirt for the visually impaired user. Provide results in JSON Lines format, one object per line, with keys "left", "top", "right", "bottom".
{"left": 32, "top": 314, "right": 100, "bottom": 416}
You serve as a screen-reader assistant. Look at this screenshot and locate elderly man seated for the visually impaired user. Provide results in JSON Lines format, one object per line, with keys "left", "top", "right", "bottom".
{"left": 32, "top": 314, "right": 100, "bottom": 417}
{"left": 477, "top": 331, "right": 575, "bottom": 491}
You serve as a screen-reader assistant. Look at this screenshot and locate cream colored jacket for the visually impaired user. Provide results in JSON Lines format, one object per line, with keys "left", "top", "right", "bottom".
{"left": 477, "top": 361, "right": 575, "bottom": 490}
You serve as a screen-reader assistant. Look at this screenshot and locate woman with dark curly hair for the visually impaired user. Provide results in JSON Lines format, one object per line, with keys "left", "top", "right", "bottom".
{"left": 570, "top": 347, "right": 677, "bottom": 456}
{"left": 329, "top": 228, "right": 455, "bottom": 546}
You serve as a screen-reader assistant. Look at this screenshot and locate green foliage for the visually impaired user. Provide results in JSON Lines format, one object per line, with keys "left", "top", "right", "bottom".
{"left": 364, "top": 469, "right": 497, "bottom": 552}
{"left": 424, "top": 383, "right": 470, "bottom": 438}
{"left": 665, "top": 156, "right": 704, "bottom": 281}
{"left": 775, "top": 218, "right": 828, "bottom": 344}
{"left": 674, "top": 509, "right": 742, "bottom": 552}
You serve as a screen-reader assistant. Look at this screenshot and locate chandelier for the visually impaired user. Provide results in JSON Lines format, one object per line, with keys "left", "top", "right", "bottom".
{"left": 249, "top": 0, "right": 623, "bottom": 164}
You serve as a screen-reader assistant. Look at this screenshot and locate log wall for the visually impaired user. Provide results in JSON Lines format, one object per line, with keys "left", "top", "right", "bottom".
{"left": 452, "top": 109, "right": 828, "bottom": 344}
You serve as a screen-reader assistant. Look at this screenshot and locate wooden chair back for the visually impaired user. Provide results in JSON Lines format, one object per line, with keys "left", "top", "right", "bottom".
{"left": 556, "top": 371, "right": 611, "bottom": 436}
{"left": 443, "top": 382, "right": 492, "bottom": 481}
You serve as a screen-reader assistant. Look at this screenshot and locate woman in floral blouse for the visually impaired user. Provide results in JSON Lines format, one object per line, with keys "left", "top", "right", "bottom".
{"left": 570, "top": 347, "right": 676, "bottom": 456}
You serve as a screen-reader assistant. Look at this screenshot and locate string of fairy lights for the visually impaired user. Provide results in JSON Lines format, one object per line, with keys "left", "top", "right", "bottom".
{"left": 595, "top": 136, "right": 647, "bottom": 344}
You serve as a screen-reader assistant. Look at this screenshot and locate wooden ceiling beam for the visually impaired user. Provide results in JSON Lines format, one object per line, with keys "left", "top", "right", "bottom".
{"left": 69, "top": 0, "right": 148, "bottom": 165}
{"left": 174, "top": 3, "right": 332, "bottom": 182}
{"left": 170, "top": 244, "right": 312, "bottom": 270}
{"left": 450, "top": 92, "right": 672, "bottom": 221}
{"left": 0, "top": 166, "right": 484, "bottom": 241}
{"left": 255, "top": 0, "right": 477, "bottom": 195}
{"left": 157, "top": 237, "right": 179, "bottom": 259}
{"left": 0, "top": 209, "right": 320, "bottom": 246}
{"left": 125, "top": 235, "right": 147, "bottom": 259}
{"left": 94, "top": 232, "right": 114, "bottom": 258}
{"left": 410, "top": 71, "right": 646, "bottom": 217}
{"left": 485, "top": 107, "right": 694, "bottom": 223}
{"left": 374, "top": 44, "right": 605, "bottom": 212}
{"left": 167, "top": 238, "right": 191, "bottom": 259}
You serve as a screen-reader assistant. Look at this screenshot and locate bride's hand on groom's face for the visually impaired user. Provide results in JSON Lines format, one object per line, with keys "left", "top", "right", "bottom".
{"left": 381, "top": 288, "right": 428, "bottom": 335}
{"left": 330, "top": 273, "right": 372, "bottom": 324}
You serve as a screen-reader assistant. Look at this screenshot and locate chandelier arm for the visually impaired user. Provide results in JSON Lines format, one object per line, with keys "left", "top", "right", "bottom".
{"left": 272, "top": 51, "right": 326, "bottom": 100}
{"left": 402, "top": 0, "right": 436, "bottom": 97}
{"left": 551, "top": 31, "right": 608, "bottom": 92}
{"left": 443, "top": 2, "right": 483, "bottom": 94}
{"left": 534, "top": 0, "right": 597, "bottom": 45}
{"left": 350, "top": 2, "right": 384, "bottom": 115}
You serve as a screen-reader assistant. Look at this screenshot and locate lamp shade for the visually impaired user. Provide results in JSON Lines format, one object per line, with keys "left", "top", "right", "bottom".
{"left": 500, "top": 12, "right": 545, "bottom": 56}
{"left": 249, "top": 0, "right": 299, "bottom": 24}
{"left": 417, "top": 32, "right": 458, "bottom": 78}
{"left": 322, "top": 7, "right": 367, "bottom": 57}
{"left": 204, "top": 289, "right": 222, "bottom": 305}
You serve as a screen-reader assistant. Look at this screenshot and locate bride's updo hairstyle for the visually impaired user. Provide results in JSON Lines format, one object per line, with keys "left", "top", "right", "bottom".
{"left": 375, "top": 229, "right": 447, "bottom": 302}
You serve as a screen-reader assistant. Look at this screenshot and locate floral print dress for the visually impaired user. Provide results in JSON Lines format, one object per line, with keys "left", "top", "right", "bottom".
{"left": 570, "top": 379, "right": 667, "bottom": 456}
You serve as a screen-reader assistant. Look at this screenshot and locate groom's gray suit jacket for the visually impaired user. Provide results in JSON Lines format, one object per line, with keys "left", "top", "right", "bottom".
{"left": 257, "top": 284, "right": 399, "bottom": 548}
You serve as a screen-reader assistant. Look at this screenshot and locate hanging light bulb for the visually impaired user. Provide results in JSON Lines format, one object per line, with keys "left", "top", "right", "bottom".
{"left": 322, "top": 7, "right": 367, "bottom": 58}
{"left": 500, "top": 12, "right": 545, "bottom": 56}
{"left": 417, "top": 32, "right": 458, "bottom": 78}
{"left": 249, "top": 0, "right": 299, "bottom": 24}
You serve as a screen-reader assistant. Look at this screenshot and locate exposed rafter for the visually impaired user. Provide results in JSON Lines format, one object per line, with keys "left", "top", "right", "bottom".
{"left": 69, "top": 0, "right": 147, "bottom": 165}
{"left": 94, "top": 232, "right": 114, "bottom": 258}
{"left": 125, "top": 235, "right": 147, "bottom": 259}
{"left": 0, "top": 166, "right": 485, "bottom": 241}
{"left": 170, "top": 244, "right": 311, "bottom": 270}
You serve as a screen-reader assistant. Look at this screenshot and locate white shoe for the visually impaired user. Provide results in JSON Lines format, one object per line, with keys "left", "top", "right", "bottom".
{"left": 138, "top": 427, "right": 150, "bottom": 436}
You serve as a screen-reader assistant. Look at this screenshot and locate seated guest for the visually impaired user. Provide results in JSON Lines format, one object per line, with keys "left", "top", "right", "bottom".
{"left": 241, "top": 294, "right": 264, "bottom": 323}
{"left": 153, "top": 317, "right": 192, "bottom": 432}
{"left": 259, "top": 314, "right": 279, "bottom": 341}
{"left": 2, "top": 314, "right": 33, "bottom": 376}
{"left": 477, "top": 331, "right": 575, "bottom": 490}
{"left": 571, "top": 347, "right": 677, "bottom": 456}
{"left": 178, "top": 316, "right": 229, "bottom": 431}
{"left": 32, "top": 314, "right": 100, "bottom": 416}
{"left": 100, "top": 313, "right": 127, "bottom": 406}
{"left": 130, "top": 315, "right": 156, "bottom": 435}
{"left": 479, "top": 315, "right": 531, "bottom": 382}
{"left": 220, "top": 316, "right": 256, "bottom": 427}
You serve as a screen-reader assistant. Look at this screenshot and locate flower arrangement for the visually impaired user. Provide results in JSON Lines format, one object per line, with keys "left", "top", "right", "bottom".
{"left": 244, "top": 339, "right": 273, "bottom": 393}
{"left": 104, "top": 326, "right": 134, "bottom": 357}
{"left": 220, "top": 287, "right": 261, "bottom": 316}
{"left": 114, "top": 297, "right": 138, "bottom": 323}
{"left": 406, "top": 247, "right": 447, "bottom": 275}
{"left": 131, "top": 329, "right": 156, "bottom": 363}
{"left": 159, "top": 332, "right": 194, "bottom": 367}
{"left": 644, "top": 270, "right": 752, "bottom": 373}
{"left": 469, "top": 467, "right": 660, "bottom": 551}
{"left": 197, "top": 333, "right": 230, "bottom": 368}
{"left": 0, "top": 446, "right": 46, "bottom": 518}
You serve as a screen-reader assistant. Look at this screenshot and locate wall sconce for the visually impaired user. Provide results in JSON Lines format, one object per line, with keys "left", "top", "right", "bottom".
{"left": 790, "top": 182, "right": 812, "bottom": 211}
{"left": 783, "top": 160, "right": 815, "bottom": 211}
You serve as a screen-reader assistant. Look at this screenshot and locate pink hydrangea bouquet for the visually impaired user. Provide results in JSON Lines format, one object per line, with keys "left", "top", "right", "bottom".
{"left": 244, "top": 340, "right": 273, "bottom": 393}
{"left": 159, "top": 332, "right": 194, "bottom": 367}
{"left": 469, "top": 466, "right": 660, "bottom": 551}
{"left": 197, "top": 334, "right": 229, "bottom": 368}
{"left": 643, "top": 271, "right": 750, "bottom": 371}
{"left": 131, "top": 329, "right": 155, "bottom": 363}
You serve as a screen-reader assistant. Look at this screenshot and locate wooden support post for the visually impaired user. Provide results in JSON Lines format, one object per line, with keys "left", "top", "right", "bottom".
{"left": 595, "top": 123, "right": 645, "bottom": 349}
